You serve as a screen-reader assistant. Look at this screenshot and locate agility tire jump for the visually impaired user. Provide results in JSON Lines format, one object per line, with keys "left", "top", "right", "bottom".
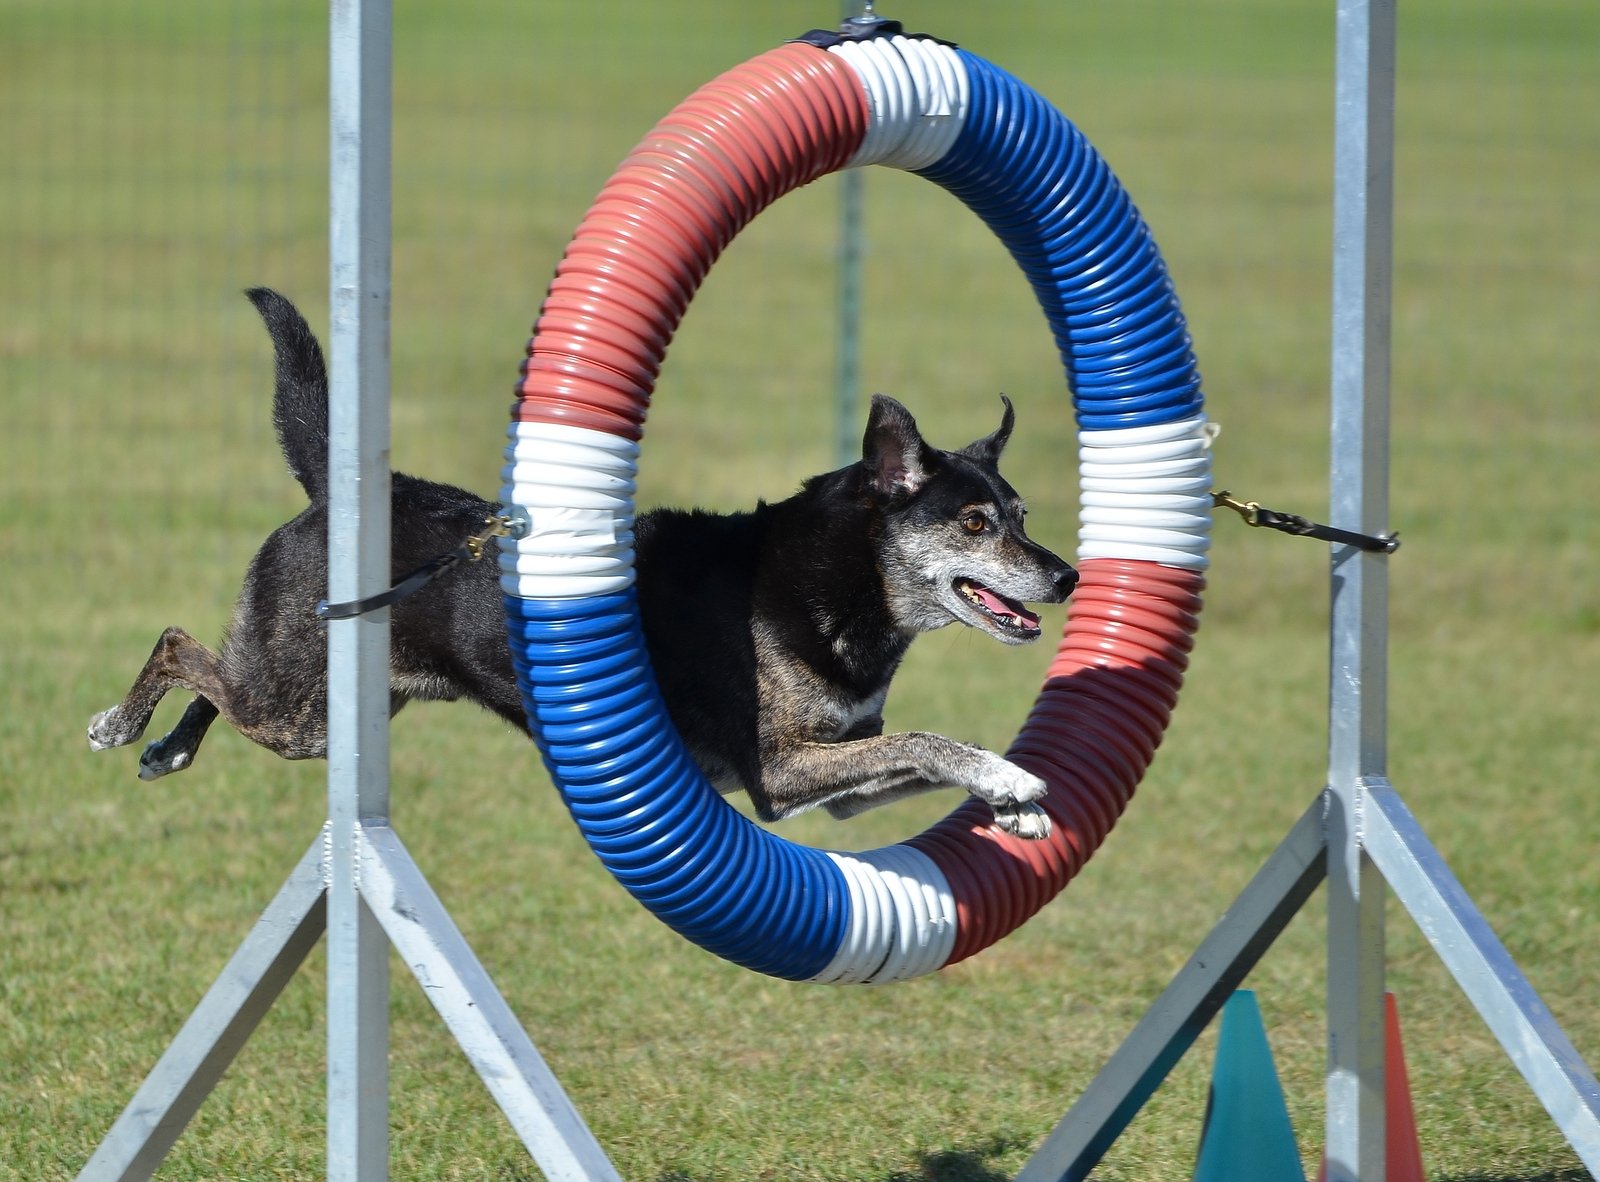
{"left": 500, "top": 24, "right": 1211, "bottom": 984}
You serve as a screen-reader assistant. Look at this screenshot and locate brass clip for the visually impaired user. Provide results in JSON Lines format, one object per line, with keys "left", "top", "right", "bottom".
{"left": 463, "top": 514, "right": 516, "bottom": 562}
{"left": 1212, "top": 490, "right": 1262, "bottom": 527}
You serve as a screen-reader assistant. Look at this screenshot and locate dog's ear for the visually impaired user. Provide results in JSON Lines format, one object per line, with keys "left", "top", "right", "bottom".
{"left": 863, "top": 394, "right": 937, "bottom": 498}
{"left": 958, "top": 394, "right": 1015, "bottom": 467}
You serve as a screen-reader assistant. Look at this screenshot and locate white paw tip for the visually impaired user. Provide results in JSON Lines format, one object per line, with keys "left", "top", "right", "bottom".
{"left": 993, "top": 801, "right": 1052, "bottom": 841}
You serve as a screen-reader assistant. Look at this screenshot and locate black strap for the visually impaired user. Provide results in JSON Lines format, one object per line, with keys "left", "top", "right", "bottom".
{"left": 1214, "top": 492, "right": 1400, "bottom": 554}
{"left": 316, "top": 552, "right": 468, "bottom": 622}
{"left": 794, "top": 19, "right": 903, "bottom": 48}
{"left": 793, "top": 19, "right": 956, "bottom": 51}
{"left": 315, "top": 514, "right": 519, "bottom": 622}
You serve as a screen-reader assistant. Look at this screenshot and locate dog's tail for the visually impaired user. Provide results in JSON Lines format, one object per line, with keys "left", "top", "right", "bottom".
{"left": 247, "top": 287, "right": 330, "bottom": 505}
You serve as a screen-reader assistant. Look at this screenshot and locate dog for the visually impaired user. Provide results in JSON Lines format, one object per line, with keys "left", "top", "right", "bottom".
{"left": 88, "top": 289, "right": 1077, "bottom": 839}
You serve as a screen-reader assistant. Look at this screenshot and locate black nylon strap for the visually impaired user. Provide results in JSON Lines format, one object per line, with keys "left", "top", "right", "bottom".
{"left": 315, "top": 550, "right": 469, "bottom": 621}
{"left": 314, "top": 513, "right": 520, "bottom": 621}
{"left": 793, "top": 19, "right": 904, "bottom": 48}
{"left": 1213, "top": 492, "right": 1400, "bottom": 554}
{"left": 793, "top": 19, "right": 955, "bottom": 50}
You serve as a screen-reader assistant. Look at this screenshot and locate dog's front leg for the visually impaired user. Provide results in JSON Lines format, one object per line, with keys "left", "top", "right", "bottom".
{"left": 760, "top": 732, "right": 1052, "bottom": 839}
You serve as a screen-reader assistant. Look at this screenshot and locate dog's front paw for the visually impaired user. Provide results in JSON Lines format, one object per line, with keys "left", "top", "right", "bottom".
{"left": 992, "top": 801, "right": 1052, "bottom": 841}
{"left": 968, "top": 752, "right": 1048, "bottom": 807}
{"left": 87, "top": 706, "right": 142, "bottom": 752}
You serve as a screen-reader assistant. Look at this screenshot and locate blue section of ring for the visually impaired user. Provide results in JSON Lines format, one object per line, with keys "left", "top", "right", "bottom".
{"left": 916, "top": 50, "right": 1204, "bottom": 431}
{"left": 506, "top": 593, "right": 848, "bottom": 980}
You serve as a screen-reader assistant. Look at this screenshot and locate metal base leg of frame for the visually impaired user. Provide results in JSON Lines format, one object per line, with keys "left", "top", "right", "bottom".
{"left": 1015, "top": 786, "right": 1600, "bottom": 1181}
{"left": 77, "top": 823, "right": 621, "bottom": 1182}
{"left": 76, "top": 832, "right": 330, "bottom": 1182}
{"left": 1363, "top": 782, "right": 1600, "bottom": 1171}
{"left": 356, "top": 823, "right": 621, "bottom": 1182}
{"left": 1015, "top": 796, "right": 1328, "bottom": 1182}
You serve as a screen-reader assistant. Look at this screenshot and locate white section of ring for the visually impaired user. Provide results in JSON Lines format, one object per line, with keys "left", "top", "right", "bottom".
{"left": 1080, "top": 489, "right": 1212, "bottom": 511}
{"left": 1079, "top": 473, "right": 1212, "bottom": 497}
{"left": 813, "top": 845, "right": 957, "bottom": 984}
{"left": 1076, "top": 415, "right": 1213, "bottom": 569}
{"left": 830, "top": 35, "right": 967, "bottom": 172}
{"left": 1081, "top": 456, "right": 1211, "bottom": 480}
{"left": 1080, "top": 508, "right": 1212, "bottom": 531}
{"left": 1077, "top": 540, "right": 1211, "bottom": 566}
{"left": 500, "top": 421, "right": 641, "bottom": 598}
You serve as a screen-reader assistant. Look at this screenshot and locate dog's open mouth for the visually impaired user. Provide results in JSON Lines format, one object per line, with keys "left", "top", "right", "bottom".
{"left": 954, "top": 578, "right": 1043, "bottom": 639}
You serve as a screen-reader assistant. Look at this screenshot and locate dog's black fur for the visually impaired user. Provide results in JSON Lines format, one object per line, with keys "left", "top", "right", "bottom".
{"left": 90, "top": 289, "right": 1076, "bottom": 837}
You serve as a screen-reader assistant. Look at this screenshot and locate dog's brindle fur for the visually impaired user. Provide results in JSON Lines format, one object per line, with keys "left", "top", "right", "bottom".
{"left": 89, "top": 289, "right": 1077, "bottom": 838}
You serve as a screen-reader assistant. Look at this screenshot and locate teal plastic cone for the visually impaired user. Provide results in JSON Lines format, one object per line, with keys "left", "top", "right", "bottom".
{"left": 1193, "top": 990, "right": 1307, "bottom": 1182}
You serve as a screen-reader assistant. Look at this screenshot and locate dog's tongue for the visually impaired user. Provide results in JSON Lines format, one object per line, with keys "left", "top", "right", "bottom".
{"left": 973, "top": 584, "right": 1040, "bottom": 629}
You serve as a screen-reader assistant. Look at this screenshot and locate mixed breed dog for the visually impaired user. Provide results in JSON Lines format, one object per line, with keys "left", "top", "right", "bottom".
{"left": 89, "top": 289, "right": 1077, "bottom": 840}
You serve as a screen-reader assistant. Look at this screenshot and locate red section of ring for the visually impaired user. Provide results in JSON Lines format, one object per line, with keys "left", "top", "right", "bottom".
{"left": 908, "top": 558, "right": 1205, "bottom": 967}
{"left": 516, "top": 42, "right": 871, "bottom": 438}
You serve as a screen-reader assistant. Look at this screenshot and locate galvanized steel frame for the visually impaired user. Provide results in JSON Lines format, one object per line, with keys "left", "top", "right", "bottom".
{"left": 77, "top": 2, "right": 620, "bottom": 1179}
{"left": 1016, "top": 2, "right": 1600, "bottom": 1179}
{"left": 76, "top": 3, "right": 1599, "bottom": 1180}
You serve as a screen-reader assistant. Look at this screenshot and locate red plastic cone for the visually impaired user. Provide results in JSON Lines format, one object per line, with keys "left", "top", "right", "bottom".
{"left": 1316, "top": 992, "right": 1425, "bottom": 1181}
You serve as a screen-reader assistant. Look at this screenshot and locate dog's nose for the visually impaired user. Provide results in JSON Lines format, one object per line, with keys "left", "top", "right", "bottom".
{"left": 1054, "top": 565, "right": 1078, "bottom": 600}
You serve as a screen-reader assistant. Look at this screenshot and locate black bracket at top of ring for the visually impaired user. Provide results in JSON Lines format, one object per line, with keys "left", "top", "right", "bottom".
{"left": 792, "top": 19, "right": 956, "bottom": 51}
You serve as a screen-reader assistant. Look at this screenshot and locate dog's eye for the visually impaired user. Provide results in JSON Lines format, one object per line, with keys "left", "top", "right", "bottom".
{"left": 961, "top": 511, "right": 987, "bottom": 534}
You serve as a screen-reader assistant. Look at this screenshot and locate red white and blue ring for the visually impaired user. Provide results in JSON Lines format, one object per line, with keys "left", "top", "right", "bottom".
{"left": 501, "top": 26, "right": 1210, "bottom": 983}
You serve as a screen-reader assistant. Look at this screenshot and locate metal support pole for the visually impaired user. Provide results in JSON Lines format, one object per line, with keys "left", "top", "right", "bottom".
{"left": 834, "top": 166, "right": 864, "bottom": 468}
{"left": 81, "top": 5, "right": 617, "bottom": 1177}
{"left": 327, "top": 1, "right": 393, "bottom": 1178}
{"left": 833, "top": 0, "right": 868, "bottom": 468}
{"left": 1325, "top": 1, "right": 1396, "bottom": 1178}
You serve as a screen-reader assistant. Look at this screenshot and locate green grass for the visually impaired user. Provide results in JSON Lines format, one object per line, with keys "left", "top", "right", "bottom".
{"left": 3, "top": 1, "right": 1597, "bottom": 1179}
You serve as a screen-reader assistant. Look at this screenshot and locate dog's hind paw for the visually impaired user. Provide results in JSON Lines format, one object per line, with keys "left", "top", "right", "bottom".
{"left": 992, "top": 801, "right": 1052, "bottom": 841}
{"left": 87, "top": 706, "right": 142, "bottom": 752}
{"left": 138, "top": 736, "right": 193, "bottom": 781}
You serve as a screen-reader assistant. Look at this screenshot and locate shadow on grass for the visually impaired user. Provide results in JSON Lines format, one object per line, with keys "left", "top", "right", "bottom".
{"left": 597, "top": 1134, "right": 1026, "bottom": 1182}
{"left": 498, "top": 1140, "right": 1593, "bottom": 1182}
{"left": 1436, "top": 1172, "right": 1592, "bottom": 1182}
{"left": 878, "top": 1135, "right": 1024, "bottom": 1182}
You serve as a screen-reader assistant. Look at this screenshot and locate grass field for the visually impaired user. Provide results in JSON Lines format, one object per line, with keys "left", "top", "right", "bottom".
{"left": 2, "top": 2, "right": 1597, "bottom": 1179}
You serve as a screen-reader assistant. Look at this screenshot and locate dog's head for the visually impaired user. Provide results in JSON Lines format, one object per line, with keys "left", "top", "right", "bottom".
{"left": 862, "top": 394, "right": 1077, "bottom": 644}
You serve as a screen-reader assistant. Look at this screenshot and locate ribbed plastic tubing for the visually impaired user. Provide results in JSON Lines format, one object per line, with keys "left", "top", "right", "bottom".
{"left": 502, "top": 28, "right": 1211, "bottom": 983}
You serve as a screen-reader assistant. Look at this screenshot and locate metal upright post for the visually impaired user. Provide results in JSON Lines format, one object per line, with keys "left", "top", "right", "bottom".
{"left": 327, "top": 1, "right": 393, "bottom": 1178}
{"left": 834, "top": 166, "right": 864, "bottom": 468}
{"left": 832, "top": 0, "right": 871, "bottom": 468}
{"left": 81, "top": 4, "right": 616, "bottom": 1177}
{"left": 1324, "top": 2, "right": 1396, "bottom": 1179}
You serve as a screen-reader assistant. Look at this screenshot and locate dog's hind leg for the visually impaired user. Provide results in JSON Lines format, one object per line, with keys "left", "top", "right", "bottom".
{"left": 88, "top": 627, "right": 210, "bottom": 753}
{"left": 88, "top": 626, "right": 270, "bottom": 778}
